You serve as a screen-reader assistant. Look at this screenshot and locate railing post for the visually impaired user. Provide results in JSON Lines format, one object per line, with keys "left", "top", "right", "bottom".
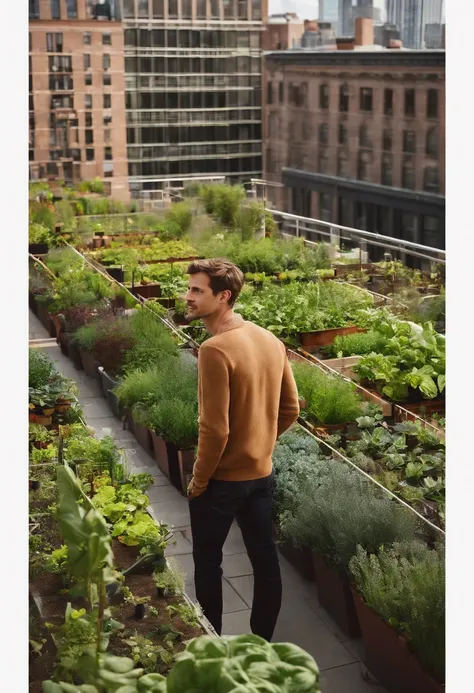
{"left": 329, "top": 225, "right": 340, "bottom": 249}
{"left": 295, "top": 219, "right": 299, "bottom": 238}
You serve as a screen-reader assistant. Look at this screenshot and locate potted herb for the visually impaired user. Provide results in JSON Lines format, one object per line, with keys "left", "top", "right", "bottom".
{"left": 71, "top": 323, "right": 101, "bottom": 378}
{"left": 281, "top": 461, "right": 419, "bottom": 637}
{"left": 349, "top": 541, "right": 445, "bottom": 693}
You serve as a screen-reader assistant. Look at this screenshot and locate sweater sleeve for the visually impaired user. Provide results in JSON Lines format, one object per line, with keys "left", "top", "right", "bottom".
{"left": 192, "top": 343, "right": 230, "bottom": 490}
{"left": 277, "top": 351, "right": 300, "bottom": 438}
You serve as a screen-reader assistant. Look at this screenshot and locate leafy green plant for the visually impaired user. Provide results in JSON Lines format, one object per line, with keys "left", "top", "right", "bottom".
{"left": 29, "top": 423, "right": 55, "bottom": 445}
{"left": 291, "top": 361, "right": 363, "bottom": 424}
{"left": 165, "top": 201, "right": 193, "bottom": 236}
{"left": 146, "top": 399, "right": 198, "bottom": 448}
{"left": 166, "top": 634, "right": 320, "bottom": 693}
{"left": 322, "top": 330, "right": 389, "bottom": 358}
{"left": 153, "top": 563, "right": 185, "bottom": 597}
{"left": 29, "top": 222, "right": 55, "bottom": 246}
{"left": 349, "top": 541, "right": 445, "bottom": 682}
{"left": 29, "top": 349, "right": 56, "bottom": 389}
{"left": 281, "top": 461, "right": 419, "bottom": 574}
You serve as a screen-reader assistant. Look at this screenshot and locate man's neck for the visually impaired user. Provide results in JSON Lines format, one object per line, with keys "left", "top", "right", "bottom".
{"left": 202, "top": 308, "right": 235, "bottom": 336}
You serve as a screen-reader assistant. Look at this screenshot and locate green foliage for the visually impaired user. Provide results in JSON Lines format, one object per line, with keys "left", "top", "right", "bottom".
{"left": 124, "top": 308, "right": 179, "bottom": 370}
{"left": 29, "top": 423, "right": 55, "bottom": 444}
{"left": 46, "top": 248, "right": 85, "bottom": 275}
{"left": 72, "top": 323, "right": 101, "bottom": 351}
{"left": 323, "top": 330, "right": 389, "bottom": 358}
{"left": 29, "top": 349, "right": 56, "bottom": 388}
{"left": 291, "top": 361, "right": 363, "bottom": 424}
{"left": 146, "top": 399, "right": 198, "bottom": 448}
{"left": 349, "top": 542, "right": 445, "bottom": 681}
{"left": 199, "top": 183, "right": 246, "bottom": 228}
{"left": 235, "top": 280, "right": 373, "bottom": 343}
{"left": 29, "top": 222, "right": 55, "bottom": 246}
{"left": 165, "top": 201, "right": 193, "bottom": 236}
{"left": 153, "top": 563, "right": 185, "bottom": 596}
{"left": 76, "top": 178, "right": 105, "bottom": 194}
{"left": 281, "top": 461, "right": 419, "bottom": 574}
{"left": 29, "top": 201, "right": 56, "bottom": 231}
{"left": 166, "top": 634, "right": 320, "bottom": 693}
{"left": 114, "top": 367, "right": 163, "bottom": 409}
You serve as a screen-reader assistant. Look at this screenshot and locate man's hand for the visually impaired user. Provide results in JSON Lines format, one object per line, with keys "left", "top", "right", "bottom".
{"left": 187, "top": 477, "right": 207, "bottom": 499}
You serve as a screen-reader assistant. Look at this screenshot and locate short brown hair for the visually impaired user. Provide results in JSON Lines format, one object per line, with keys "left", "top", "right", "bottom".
{"left": 187, "top": 258, "right": 244, "bottom": 307}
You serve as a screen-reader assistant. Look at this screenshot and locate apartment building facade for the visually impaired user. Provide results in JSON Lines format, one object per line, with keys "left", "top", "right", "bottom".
{"left": 122, "top": 0, "right": 266, "bottom": 195}
{"left": 29, "top": 1, "right": 130, "bottom": 200}
{"left": 263, "top": 48, "right": 445, "bottom": 249}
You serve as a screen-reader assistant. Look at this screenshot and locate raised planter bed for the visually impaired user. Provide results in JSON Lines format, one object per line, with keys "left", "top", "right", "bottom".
{"left": 333, "top": 263, "right": 375, "bottom": 278}
{"left": 278, "top": 538, "right": 315, "bottom": 583}
{"left": 67, "top": 339, "right": 83, "bottom": 371}
{"left": 98, "top": 366, "right": 123, "bottom": 419}
{"left": 311, "top": 552, "right": 360, "bottom": 638}
{"left": 79, "top": 348, "right": 99, "bottom": 378}
{"left": 37, "top": 303, "right": 52, "bottom": 332}
{"left": 352, "top": 589, "right": 444, "bottom": 693}
{"left": 106, "top": 266, "right": 125, "bottom": 282}
{"left": 29, "top": 243, "right": 49, "bottom": 255}
{"left": 129, "top": 283, "right": 162, "bottom": 300}
{"left": 162, "top": 441, "right": 193, "bottom": 494}
{"left": 132, "top": 419, "right": 154, "bottom": 456}
{"left": 150, "top": 430, "right": 172, "bottom": 478}
{"left": 299, "top": 326, "right": 366, "bottom": 350}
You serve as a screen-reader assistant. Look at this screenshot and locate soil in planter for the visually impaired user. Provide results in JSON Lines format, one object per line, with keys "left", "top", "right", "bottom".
{"left": 29, "top": 598, "right": 59, "bottom": 693}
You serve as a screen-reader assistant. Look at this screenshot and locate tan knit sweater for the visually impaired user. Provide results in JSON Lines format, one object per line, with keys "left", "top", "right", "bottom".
{"left": 192, "top": 314, "right": 300, "bottom": 490}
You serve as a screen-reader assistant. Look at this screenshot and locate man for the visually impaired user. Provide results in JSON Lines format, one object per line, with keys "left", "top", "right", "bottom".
{"left": 184, "top": 258, "right": 300, "bottom": 640}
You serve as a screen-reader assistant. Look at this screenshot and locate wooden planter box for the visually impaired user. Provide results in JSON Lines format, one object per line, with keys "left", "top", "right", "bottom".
{"left": 29, "top": 242, "right": 49, "bottom": 255}
{"left": 79, "top": 348, "right": 99, "bottom": 378}
{"left": 37, "top": 303, "right": 52, "bottom": 332}
{"left": 29, "top": 292, "right": 39, "bottom": 315}
{"left": 57, "top": 331, "right": 69, "bottom": 357}
{"left": 67, "top": 340, "right": 83, "bottom": 371}
{"left": 164, "top": 442, "right": 195, "bottom": 495}
{"left": 278, "top": 540, "right": 315, "bottom": 583}
{"left": 150, "top": 430, "right": 172, "bottom": 478}
{"left": 129, "top": 283, "right": 162, "bottom": 300}
{"left": 333, "top": 263, "right": 374, "bottom": 278}
{"left": 133, "top": 421, "right": 154, "bottom": 456}
{"left": 299, "top": 326, "right": 366, "bottom": 350}
{"left": 352, "top": 590, "right": 444, "bottom": 693}
{"left": 106, "top": 266, "right": 125, "bottom": 282}
{"left": 98, "top": 367, "right": 123, "bottom": 420}
{"left": 311, "top": 552, "right": 360, "bottom": 638}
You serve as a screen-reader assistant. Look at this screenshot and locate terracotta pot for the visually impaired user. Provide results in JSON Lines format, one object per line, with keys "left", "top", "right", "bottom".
{"left": 29, "top": 412, "right": 52, "bottom": 426}
{"left": 42, "top": 406, "right": 55, "bottom": 417}
{"left": 79, "top": 349, "right": 98, "bottom": 378}
{"left": 55, "top": 401, "right": 71, "bottom": 414}
{"left": 299, "top": 326, "right": 366, "bottom": 349}
{"left": 33, "top": 441, "right": 49, "bottom": 450}
{"left": 278, "top": 540, "right": 315, "bottom": 582}
{"left": 352, "top": 590, "right": 444, "bottom": 693}
{"left": 150, "top": 430, "right": 171, "bottom": 478}
{"left": 311, "top": 552, "right": 360, "bottom": 638}
{"left": 92, "top": 237, "right": 104, "bottom": 249}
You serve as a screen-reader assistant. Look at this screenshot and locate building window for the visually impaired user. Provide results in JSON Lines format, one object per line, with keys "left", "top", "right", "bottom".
{"left": 320, "top": 84, "right": 329, "bottom": 109}
{"left": 360, "top": 87, "right": 373, "bottom": 113}
{"left": 123, "top": 0, "right": 135, "bottom": 17}
{"left": 402, "top": 158, "right": 415, "bottom": 189}
{"left": 104, "top": 129, "right": 111, "bottom": 144}
{"left": 105, "top": 146, "right": 113, "bottom": 160}
{"left": 384, "top": 88, "right": 393, "bottom": 116}
{"left": 279, "top": 82, "right": 284, "bottom": 103}
{"left": 267, "top": 81, "right": 273, "bottom": 105}
{"left": 71, "top": 148, "right": 81, "bottom": 161}
{"left": 320, "top": 193, "right": 332, "bottom": 222}
{"left": 182, "top": 0, "right": 192, "bottom": 18}
{"left": 138, "top": 0, "right": 149, "bottom": 17}
{"left": 404, "top": 88, "right": 415, "bottom": 117}
{"left": 338, "top": 150, "right": 348, "bottom": 177}
{"left": 426, "top": 128, "right": 438, "bottom": 158}
{"left": 66, "top": 0, "right": 77, "bottom": 18}
{"left": 422, "top": 216, "right": 441, "bottom": 248}
{"left": 423, "top": 167, "right": 440, "bottom": 193}
{"left": 104, "top": 94, "right": 112, "bottom": 108}
{"left": 104, "top": 114, "right": 112, "bottom": 126}
{"left": 383, "top": 129, "right": 392, "bottom": 151}
{"left": 197, "top": 0, "right": 206, "bottom": 17}
{"left": 381, "top": 154, "right": 392, "bottom": 186}
{"left": 85, "top": 73, "right": 92, "bottom": 86}
{"left": 85, "top": 94, "right": 92, "bottom": 109}
{"left": 359, "top": 124, "right": 371, "bottom": 148}
{"left": 103, "top": 74, "right": 111, "bottom": 86}
{"left": 318, "top": 123, "right": 329, "bottom": 144}
{"left": 357, "top": 151, "right": 371, "bottom": 181}
{"left": 103, "top": 32, "right": 112, "bottom": 45}
{"left": 50, "top": 0, "right": 60, "bottom": 19}
{"left": 84, "top": 54, "right": 91, "bottom": 69}
{"left": 47, "top": 162, "right": 58, "bottom": 176}
{"left": 29, "top": 32, "right": 32, "bottom": 52}
{"left": 29, "top": 0, "right": 40, "bottom": 19}
{"left": 86, "top": 148, "right": 94, "bottom": 161}
{"left": 152, "top": 0, "right": 164, "bottom": 17}
{"left": 339, "top": 83, "right": 349, "bottom": 112}
{"left": 46, "top": 33, "right": 63, "bottom": 52}
{"left": 85, "top": 130, "right": 94, "bottom": 145}
{"left": 168, "top": 0, "right": 178, "bottom": 18}
{"left": 84, "top": 32, "right": 91, "bottom": 45}
{"left": 103, "top": 54, "right": 111, "bottom": 70}
{"left": 85, "top": 112, "right": 92, "bottom": 127}
{"left": 104, "top": 162, "right": 114, "bottom": 178}
{"left": 403, "top": 131, "right": 416, "bottom": 153}
{"left": 338, "top": 122, "right": 347, "bottom": 145}
{"left": 427, "top": 89, "right": 438, "bottom": 119}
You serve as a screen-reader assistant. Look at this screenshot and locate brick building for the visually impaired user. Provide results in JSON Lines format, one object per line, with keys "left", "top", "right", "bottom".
{"left": 262, "top": 14, "right": 305, "bottom": 51}
{"left": 263, "top": 44, "right": 445, "bottom": 249}
{"left": 29, "top": 1, "right": 129, "bottom": 200}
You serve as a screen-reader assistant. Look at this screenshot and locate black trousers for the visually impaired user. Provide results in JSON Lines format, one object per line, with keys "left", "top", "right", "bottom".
{"left": 189, "top": 471, "right": 282, "bottom": 640}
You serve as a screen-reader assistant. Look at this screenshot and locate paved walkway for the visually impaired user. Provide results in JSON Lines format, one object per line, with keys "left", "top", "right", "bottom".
{"left": 29, "top": 310, "right": 387, "bottom": 693}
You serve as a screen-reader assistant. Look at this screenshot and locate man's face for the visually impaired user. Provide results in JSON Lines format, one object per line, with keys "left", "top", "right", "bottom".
{"left": 185, "top": 272, "right": 229, "bottom": 321}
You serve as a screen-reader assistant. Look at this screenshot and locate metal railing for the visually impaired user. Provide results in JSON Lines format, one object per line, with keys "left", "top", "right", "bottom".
{"left": 271, "top": 210, "right": 445, "bottom": 265}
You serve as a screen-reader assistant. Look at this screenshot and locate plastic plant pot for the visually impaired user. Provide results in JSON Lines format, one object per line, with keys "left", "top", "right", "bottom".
{"left": 134, "top": 604, "right": 146, "bottom": 620}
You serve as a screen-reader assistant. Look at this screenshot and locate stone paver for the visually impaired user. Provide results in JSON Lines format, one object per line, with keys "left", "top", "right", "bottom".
{"left": 29, "top": 310, "right": 387, "bottom": 693}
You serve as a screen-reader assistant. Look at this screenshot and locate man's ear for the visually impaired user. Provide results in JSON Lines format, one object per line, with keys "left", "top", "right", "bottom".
{"left": 220, "top": 290, "right": 231, "bottom": 304}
